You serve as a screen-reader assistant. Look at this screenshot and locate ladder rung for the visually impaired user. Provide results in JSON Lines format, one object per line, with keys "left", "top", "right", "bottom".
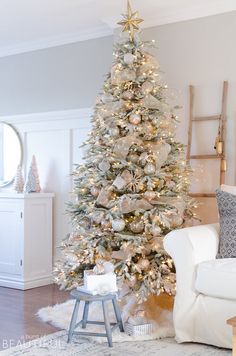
{"left": 192, "top": 115, "right": 220, "bottom": 122}
{"left": 190, "top": 193, "right": 216, "bottom": 198}
{"left": 190, "top": 154, "right": 221, "bottom": 159}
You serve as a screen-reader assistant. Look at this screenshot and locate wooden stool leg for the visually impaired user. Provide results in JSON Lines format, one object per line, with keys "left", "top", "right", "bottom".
{"left": 67, "top": 300, "right": 80, "bottom": 343}
{"left": 112, "top": 298, "right": 124, "bottom": 332}
{"left": 82, "top": 301, "right": 90, "bottom": 329}
{"left": 102, "top": 300, "right": 113, "bottom": 347}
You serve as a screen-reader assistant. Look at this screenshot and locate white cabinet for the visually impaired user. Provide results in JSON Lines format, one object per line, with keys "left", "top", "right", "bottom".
{"left": 0, "top": 193, "right": 54, "bottom": 289}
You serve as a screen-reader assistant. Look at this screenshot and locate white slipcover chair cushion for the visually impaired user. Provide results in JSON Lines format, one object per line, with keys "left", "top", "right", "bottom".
{"left": 195, "top": 258, "right": 236, "bottom": 300}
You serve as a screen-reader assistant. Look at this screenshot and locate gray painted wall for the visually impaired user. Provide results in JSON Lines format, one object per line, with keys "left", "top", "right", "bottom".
{"left": 0, "top": 35, "right": 113, "bottom": 115}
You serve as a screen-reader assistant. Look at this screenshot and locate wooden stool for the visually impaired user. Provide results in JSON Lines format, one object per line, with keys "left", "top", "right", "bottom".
{"left": 227, "top": 316, "right": 236, "bottom": 355}
{"left": 67, "top": 290, "right": 124, "bottom": 347}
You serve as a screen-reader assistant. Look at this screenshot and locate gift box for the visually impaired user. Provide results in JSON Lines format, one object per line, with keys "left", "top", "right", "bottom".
{"left": 124, "top": 322, "right": 153, "bottom": 336}
{"left": 84, "top": 270, "right": 117, "bottom": 294}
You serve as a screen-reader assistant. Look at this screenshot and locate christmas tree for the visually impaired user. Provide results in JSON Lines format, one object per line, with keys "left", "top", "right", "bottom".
{"left": 55, "top": 1, "right": 194, "bottom": 303}
{"left": 24, "top": 155, "right": 41, "bottom": 193}
{"left": 13, "top": 165, "right": 24, "bottom": 193}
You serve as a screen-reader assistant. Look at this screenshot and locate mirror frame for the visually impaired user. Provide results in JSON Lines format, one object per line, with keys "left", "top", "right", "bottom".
{"left": 0, "top": 122, "right": 23, "bottom": 188}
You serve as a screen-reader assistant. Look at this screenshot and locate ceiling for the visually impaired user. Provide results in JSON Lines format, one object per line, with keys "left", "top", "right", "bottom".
{"left": 0, "top": 0, "right": 236, "bottom": 57}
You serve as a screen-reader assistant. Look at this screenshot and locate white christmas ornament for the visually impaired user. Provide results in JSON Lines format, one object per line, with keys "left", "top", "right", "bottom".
{"left": 129, "top": 113, "right": 141, "bottom": 125}
{"left": 124, "top": 53, "right": 135, "bottom": 65}
{"left": 109, "top": 127, "right": 120, "bottom": 137}
{"left": 112, "top": 219, "right": 126, "bottom": 232}
{"left": 144, "top": 163, "right": 156, "bottom": 175}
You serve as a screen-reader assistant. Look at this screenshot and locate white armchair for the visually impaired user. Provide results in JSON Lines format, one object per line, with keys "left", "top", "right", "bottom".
{"left": 164, "top": 223, "right": 236, "bottom": 349}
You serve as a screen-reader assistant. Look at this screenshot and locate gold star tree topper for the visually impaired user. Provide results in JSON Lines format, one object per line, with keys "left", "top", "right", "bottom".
{"left": 117, "top": 0, "right": 144, "bottom": 40}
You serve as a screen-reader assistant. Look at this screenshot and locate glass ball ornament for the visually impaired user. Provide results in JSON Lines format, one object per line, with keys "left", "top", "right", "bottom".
{"left": 122, "top": 90, "right": 134, "bottom": 100}
{"left": 130, "top": 219, "right": 144, "bottom": 233}
{"left": 124, "top": 53, "right": 135, "bottom": 65}
{"left": 128, "top": 153, "right": 139, "bottom": 164}
{"left": 129, "top": 113, "right": 142, "bottom": 125}
{"left": 144, "top": 163, "right": 156, "bottom": 175}
{"left": 112, "top": 218, "right": 126, "bottom": 232}
{"left": 137, "top": 258, "right": 150, "bottom": 271}
{"left": 90, "top": 186, "right": 100, "bottom": 198}
{"left": 150, "top": 225, "right": 162, "bottom": 237}
{"left": 144, "top": 191, "right": 156, "bottom": 201}
{"left": 141, "top": 81, "right": 154, "bottom": 94}
{"left": 109, "top": 127, "right": 120, "bottom": 137}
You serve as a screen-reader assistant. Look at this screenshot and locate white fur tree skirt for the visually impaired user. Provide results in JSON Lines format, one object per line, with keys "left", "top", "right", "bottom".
{"left": 37, "top": 299, "right": 174, "bottom": 342}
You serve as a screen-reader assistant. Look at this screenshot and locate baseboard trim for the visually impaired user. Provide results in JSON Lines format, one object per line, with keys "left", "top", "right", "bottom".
{"left": 0, "top": 274, "right": 53, "bottom": 290}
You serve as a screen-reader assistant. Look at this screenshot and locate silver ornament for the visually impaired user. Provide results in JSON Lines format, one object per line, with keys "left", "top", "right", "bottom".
{"left": 129, "top": 113, "right": 141, "bottom": 125}
{"left": 130, "top": 219, "right": 144, "bottom": 233}
{"left": 124, "top": 53, "right": 135, "bottom": 65}
{"left": 98, "top": 160, "right": 110, "bottom": 172}
{"left": 144, "top": 163, "right": 156, "bottom": 175}
{"left": 90, "top": 186, "right": 100, "bottom": 197}
{"left": 137, "top": 258, "right": 150, "bottom": 271}
{"left": 144, "top": 191, "right": 156, "bottom": 201}
{"left": 141, "top": 81, "right": 154, "bottom": 94}
{"left": 112, "top": 219, "right": 126, "bottom": 232}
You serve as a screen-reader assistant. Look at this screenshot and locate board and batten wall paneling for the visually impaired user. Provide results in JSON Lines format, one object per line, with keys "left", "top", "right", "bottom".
{"left": 2, "top": 109, "right": 92, "bottom": 259}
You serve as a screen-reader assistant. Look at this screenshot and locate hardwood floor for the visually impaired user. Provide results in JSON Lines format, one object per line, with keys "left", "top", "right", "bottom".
{"left": 0, "top": 284, "right": 69, "bottom": 351}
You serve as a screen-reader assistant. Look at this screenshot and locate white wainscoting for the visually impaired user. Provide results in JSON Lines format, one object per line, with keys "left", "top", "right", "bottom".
{"left": 1, "top": 108, "right": 92, "bottom": 260}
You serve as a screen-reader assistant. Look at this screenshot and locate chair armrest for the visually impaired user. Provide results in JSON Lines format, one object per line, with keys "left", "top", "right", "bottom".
{"left": 164, "top": 223, "right": 219, "bottom": 265}
{"left": 163, "top": 223, "right": 219, "bottom": 299}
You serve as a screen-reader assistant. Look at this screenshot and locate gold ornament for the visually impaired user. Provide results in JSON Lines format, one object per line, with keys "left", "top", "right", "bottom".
{"left": 129, "top": 113, "right": 142, "bottom": 125}
{"left": 137, "top": 273, "right": 144, "bottom": 281}
{"left": 117, "top": 0, "right": 144, "bottom": 40}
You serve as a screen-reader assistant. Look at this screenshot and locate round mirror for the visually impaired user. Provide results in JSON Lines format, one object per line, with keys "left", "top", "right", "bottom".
{"left": 0, "top": 122, "right": 23, "bottom": 187}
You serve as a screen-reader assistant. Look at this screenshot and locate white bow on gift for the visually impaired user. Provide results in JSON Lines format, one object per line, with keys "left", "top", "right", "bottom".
{"left": 92, "top": 260, "right": 116, "bottom": 295}
{"left": 93, "top": 259, "right": 115, "bottom": 275}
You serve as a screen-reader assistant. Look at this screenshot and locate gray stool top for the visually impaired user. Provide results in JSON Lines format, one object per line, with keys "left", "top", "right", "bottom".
{"left": 70, "top": 289, "right": 117, "bottom": 302}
